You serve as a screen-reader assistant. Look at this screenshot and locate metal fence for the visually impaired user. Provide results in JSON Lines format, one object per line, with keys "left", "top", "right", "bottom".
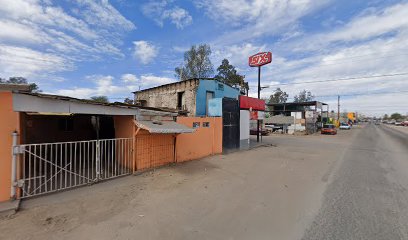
{"left": 14, "top": 138, "right": 133, "bottom": 199}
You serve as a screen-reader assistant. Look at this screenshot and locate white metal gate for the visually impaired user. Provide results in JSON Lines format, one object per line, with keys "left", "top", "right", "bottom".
{"left": 13, "top": 138, "right": 133, "bottom": 199}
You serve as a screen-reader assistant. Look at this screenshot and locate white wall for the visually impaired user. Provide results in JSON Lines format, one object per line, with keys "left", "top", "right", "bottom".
{"left": 240, "top": 110, "right": 250, "bottom": 140}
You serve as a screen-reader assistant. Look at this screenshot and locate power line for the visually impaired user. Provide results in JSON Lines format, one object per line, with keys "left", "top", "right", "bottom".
{"left": 251, "top": 72, "right": 408, "bottom": 88}
{"left": 312, "top": 90, "right": 408, "bottom": 99}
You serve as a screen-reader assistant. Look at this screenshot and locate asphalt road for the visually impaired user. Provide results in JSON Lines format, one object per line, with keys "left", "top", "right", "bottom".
{"left": 302, "top": 124, "right": 408, "bottom": 240}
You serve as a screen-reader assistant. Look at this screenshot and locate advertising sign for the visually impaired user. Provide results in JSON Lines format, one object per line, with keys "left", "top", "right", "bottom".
{"left": 239, "top": 95, "right": 265, "bottom": 111}
{"left": 248, "top": 52, "right": 272, "bottom": 67}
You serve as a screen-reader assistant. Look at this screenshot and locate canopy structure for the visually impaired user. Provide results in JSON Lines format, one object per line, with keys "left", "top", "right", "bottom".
{"left": 135, "top": 120, "right": 195, "bottom": 134}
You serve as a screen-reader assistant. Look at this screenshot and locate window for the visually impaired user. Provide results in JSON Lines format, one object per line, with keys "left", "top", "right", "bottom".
{"left": 193, "top": 122, "right": 200, "bottom": 128}
{"left": 58, "top": 117, "right": 74, "bottom": 132}
{"left": 218, "top": 83, "right": 224, "bottom": 91}
{"left": 203, "top": 122, "right": 210, "bottom": 127}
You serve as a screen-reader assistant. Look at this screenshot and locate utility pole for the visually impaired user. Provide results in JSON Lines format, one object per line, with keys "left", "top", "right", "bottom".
{"left": 248, "top": 51, "right": 272, "bottom": 143}
{"left": 257, "top": 66, "right": 261, "bottom": 142}
{"left": 337, "top": 95, "right": 340, "bottom": 123}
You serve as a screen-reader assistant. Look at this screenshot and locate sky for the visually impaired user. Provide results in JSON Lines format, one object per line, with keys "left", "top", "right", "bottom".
{"left": 0, "top": 0, "right": 407, "bottom": 117}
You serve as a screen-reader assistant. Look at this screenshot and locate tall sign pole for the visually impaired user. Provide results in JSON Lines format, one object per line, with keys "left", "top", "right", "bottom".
{"left": 249, "top": 52, "right": 272, "bottom": 142}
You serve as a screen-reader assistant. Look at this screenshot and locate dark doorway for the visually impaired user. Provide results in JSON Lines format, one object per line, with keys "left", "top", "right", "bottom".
{"left": 177, "top": 92, "right": 184, "bottom": 110}
{"left": 222, "top": 98, "right": 240, "bottom": 151}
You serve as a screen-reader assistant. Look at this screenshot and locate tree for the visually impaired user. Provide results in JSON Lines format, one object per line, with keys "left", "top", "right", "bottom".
{"left": 390, "top": 113, "right": 403, "bottom": 120}
{"left": 90, "top": 96, "right": 109, "bottom": 103}
{"left": 175, "top": 44, "right": 214, "bottom": 80}
{"left": 294, "top": 90, "right": 314, "bottom": 102}
{"left": 383, "top": 114, "right": 389, "bottom": 120}
{"left": 268, "top": 88, "right": 288, "bottom": 104}
{"left": 215, "top": 59, "right": 245, "bottom": 86}
{"left": 124, "top": 97, "right": 134, "bottom": 104}
{"left": 0, "top": 77, "right": 40, "bottom": 93}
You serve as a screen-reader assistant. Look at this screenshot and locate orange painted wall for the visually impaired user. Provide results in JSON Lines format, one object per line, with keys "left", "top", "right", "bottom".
{"left": 113, "top": 116, "right": 135, "bottom": 171}
{"left": 135, "top": 133, "right": 175, "bottom": 170}
{"left": 0, "top": 92, "right": 20, "bottom": 202}
{"left": 176, "top": 117, "right": 222, "bottom": 162}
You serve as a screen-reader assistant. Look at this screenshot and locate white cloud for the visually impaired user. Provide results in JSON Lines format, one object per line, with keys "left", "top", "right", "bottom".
{"left": 56, "top": 75, "right": 133, "bottom": 99}
{"left": 73, "top": 0, "right": 135, "bottom": 32}
{"left": 0, "top": 0, "right": 135, "bottom": 78}
{"left": 55, "top": 74, "right": 175, "bottom": 99}
{"left": 0, "top": 44, "right": 73, "bottom": 78}
{"left": 142, "top": 0, "right": 192, "bottom": 29}
{"left": 197, "top": 0, "right": 330, "bottom": 45}
{"left": 140, "top": 74, "right": 174, "bottom": 87}
{"left": 133, "top": 41, "right": 159, "bottom": 64}
{"left": 240, "top": 2, "right": 408, "bottom": 116}
{"left": 162, "top": 7, "right": 193, "bottom": 29}
{"left": 121, "top": 73, "right": 138, "bottom": 83}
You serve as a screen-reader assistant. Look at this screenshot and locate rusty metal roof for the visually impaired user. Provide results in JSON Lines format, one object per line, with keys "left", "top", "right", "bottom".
{"left": 16, "top": 91, "right": 179, "bottom": 114}
{"left": 135, "top": 120, "right": 195, "bottom": 134}
{"left": 0, "top": 83, "right": 30, "bottom": 92}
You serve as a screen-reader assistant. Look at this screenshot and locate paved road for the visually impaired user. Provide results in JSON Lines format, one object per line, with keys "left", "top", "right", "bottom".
{"left": 302, "top": 124, "right": 408, "bottom": 240}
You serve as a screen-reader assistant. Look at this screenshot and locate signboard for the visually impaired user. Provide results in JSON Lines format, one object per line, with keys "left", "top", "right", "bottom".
{"left": 239, "top": 95, "right": 265, "bottom": 111}
{"left": 250, "top": 111, "right": 258, "bottom": 120}
{"left": 248, "top": 52, "right": 272, "bottom": 67}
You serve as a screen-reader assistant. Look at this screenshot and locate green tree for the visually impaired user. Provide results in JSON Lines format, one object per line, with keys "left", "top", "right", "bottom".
{"left": 1, "top": 77, "right": 40, "bottom": 93}
{"left": 175, "top": 44, "right": 214, "bottom": 80}
{"left": 124, "top": 97, "right": 134, "bottom": 104}
{"left": 390, "top": 113, "right": 403, "bottom": 120}
{"left": 215, "top": 59, "right": 245, "bottom": 86}
{"left": 90, "top": 96, "right": 109, "bottom": 103}
{"left": 294, "top": 90, "right": 314, "bottom": 102}
{"left": 268, "top": 88, "right": 288, "bottom": 104}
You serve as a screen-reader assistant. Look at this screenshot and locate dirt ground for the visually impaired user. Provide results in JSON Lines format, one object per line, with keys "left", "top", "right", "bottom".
{"left": 0, "top": 129, "right": 357, "bottom": 240}
{"left": 387, "top": 124, "right": 408, "bottom": 134}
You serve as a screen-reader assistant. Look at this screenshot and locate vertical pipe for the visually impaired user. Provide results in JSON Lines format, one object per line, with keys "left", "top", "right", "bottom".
{"left": 39, "top": 145, "right": 42, "bottom": 194}
{"left": 96, "top": 140, "right": 100, "bottom": 181}
{"left": 337, "top": 95, "right": 340, "bottom": 123}
{"left": 10, "top": 131, "right": 18, "bottom": 199}
{"left": 28, "top": 145, "right": 31, "bottom": 195}
{"left": 257, "top": 66, "right": 261, "bottom": 142}
{"left": 34, "top": 145, "right": 37, "bottom": 195}
{"left": 45, "top": 144, "right": 48, "bottom": 192}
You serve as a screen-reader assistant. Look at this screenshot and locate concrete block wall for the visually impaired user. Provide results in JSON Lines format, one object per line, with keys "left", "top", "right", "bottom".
{"left": 135, "top": 79, "right": 199, "bottom": 116}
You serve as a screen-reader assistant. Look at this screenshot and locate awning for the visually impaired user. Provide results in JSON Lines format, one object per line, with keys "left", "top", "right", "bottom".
{"left": 135, "top": 120, "right": 195, "bottom": 134}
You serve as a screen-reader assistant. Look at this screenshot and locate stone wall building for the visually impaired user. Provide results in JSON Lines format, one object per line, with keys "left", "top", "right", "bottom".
{"left": 134, "top": 78, "right": 240, "bottom": 117}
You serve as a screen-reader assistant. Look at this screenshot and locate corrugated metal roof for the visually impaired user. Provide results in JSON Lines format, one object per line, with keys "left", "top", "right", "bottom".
{"left": 135, "top": 120, "right": 195, "bottom": 134}
{"left": 0, "top": 83, "right": 30, "bottom": 91}
{"left": 16, "top": 92, "right": 178, "bottom": 114}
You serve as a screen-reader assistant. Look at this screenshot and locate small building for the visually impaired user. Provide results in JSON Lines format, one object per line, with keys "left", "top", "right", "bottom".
{"left": 0, "top": 85, "right": 223, "bottom": 203}
{"left": 266, "top": 101, "right": 329, "bottom": 134}
{"left": 134, "top": 78, "right": 240, "bottom": 116}
{"left": 238, "top": 96, "right": 265, "bottom": 149}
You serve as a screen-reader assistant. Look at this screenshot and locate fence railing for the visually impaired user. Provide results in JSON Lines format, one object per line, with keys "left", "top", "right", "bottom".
{"left": 15, "top": 138, "right": 133, "bottom": 199}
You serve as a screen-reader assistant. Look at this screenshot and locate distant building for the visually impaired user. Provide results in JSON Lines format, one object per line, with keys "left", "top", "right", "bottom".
{"left": 134, "top": 78, "right": 240, "bottom": 116}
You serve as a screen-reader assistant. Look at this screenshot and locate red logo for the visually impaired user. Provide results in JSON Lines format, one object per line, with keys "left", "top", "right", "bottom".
{"left": 248, "top": 52, "right": 272, "bottom": 67}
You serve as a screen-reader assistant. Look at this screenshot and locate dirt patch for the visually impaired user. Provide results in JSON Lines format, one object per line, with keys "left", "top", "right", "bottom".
{"left": 0, "top": 130, "right": 357, "bottom": 240}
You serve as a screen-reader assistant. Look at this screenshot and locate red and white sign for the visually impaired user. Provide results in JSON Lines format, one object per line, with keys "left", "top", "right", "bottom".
{"left": 248, "top": 52, "right": 272, "bottom": 67}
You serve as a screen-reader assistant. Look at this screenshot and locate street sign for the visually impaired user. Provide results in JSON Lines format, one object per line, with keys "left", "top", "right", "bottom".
{"left": 248, "top": 52, "right": 272, "bottom": 67}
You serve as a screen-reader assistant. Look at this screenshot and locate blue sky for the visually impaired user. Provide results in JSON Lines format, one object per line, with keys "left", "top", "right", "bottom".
{"left": 0, "top": 0, "right": 407, "bottom": 116}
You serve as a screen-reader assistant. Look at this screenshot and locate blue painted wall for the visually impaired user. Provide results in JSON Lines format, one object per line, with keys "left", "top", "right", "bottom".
{"left": 195, "top": 79, "right": 240, "bottom": 116}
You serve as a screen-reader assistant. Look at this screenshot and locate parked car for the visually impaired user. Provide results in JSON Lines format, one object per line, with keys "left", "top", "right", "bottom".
{"left": 339, "top": 122, "right": 351, "bottom": 130}
{"left": 395, "top": 122, "right": 403, "bottom": 126}
{"left": 321, "top": 124, "right": 337, "bottom": 135}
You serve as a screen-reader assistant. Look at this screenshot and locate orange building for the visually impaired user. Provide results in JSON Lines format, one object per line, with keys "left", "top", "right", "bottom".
{"left": 0, "top": 86, "right": 223, "bottom": 203}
